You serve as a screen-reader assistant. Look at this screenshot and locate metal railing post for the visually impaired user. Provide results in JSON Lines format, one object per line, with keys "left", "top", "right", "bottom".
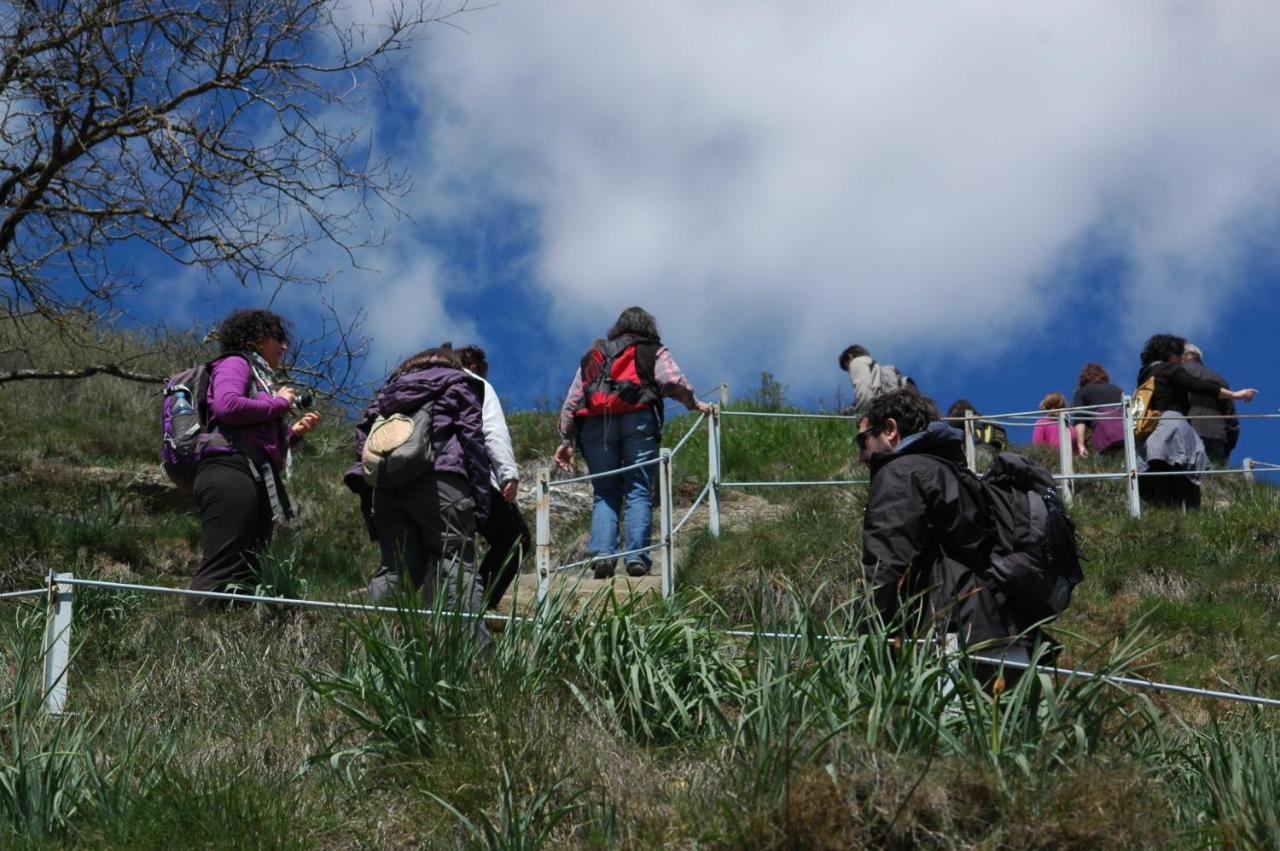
{"left": 1243, "top": 457, "right": 1254, "bottom": 483}
{"left": 719, "top": 381, "right": 729, "bottom": 408}
{"left": 707, "top": 407, "right": 721, "bottom": 538}
{"left": 41, "top": 571, "right": 74, "bottom": 717}
{"left": 659, "top": 448, "right": 675, "bottom": 597}
{"left": 535, "top": 467, "right": 551, "bottom": 609}
{"left": 963, "top": 410, "right": 977, "bottom": 472}
{"left": 1121, "top": 394, "right": 1142, "bottom": 519}
{"left": 1057, "top": 411, "right": 1074, "bottom": 507}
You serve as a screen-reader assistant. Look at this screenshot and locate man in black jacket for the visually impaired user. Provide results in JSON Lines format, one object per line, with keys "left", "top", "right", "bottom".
{"left": 858, "top": 389, "right": 1016, "bottom": 650}
{"left": 1181, "top": 343, "right": 1238, "bottom": 465}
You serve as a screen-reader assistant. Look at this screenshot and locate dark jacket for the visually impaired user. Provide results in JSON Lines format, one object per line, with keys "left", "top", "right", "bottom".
{"left": 1181, "top": 360, "right": 1238, "bottom": 450}
{"left": 861, "top": 422, "right": 1013, "bottom": 645}
{"left": 344, "top": 366, "right": 491, "bottom": 523}
{"left": 1138, "top": 361, "right": 1224, "bottom": 417}
{"left": 1071, "top": 381, "right": 1126, "bottom": 453}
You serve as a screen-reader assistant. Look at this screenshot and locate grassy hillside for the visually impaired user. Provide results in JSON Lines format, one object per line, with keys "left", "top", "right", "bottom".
{"left": 2, "top": 340, "right": 1280, "bottom": 848}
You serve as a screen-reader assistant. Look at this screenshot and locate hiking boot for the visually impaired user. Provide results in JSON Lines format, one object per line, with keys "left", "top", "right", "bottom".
{"left": 592, "top": 559, "right": 615, "bottom": 580}
{"left": 625, "top": 561, "right": 649, "bottom": 578}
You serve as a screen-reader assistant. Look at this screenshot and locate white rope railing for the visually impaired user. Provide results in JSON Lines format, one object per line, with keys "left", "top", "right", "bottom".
{"left": 8, "top": 573, "right": 1278, "bottom": 715}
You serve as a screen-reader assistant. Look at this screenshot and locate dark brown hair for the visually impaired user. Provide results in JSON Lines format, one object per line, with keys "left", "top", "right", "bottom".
{"left": 456, "top": 345, "right": 488, "bottom": 378}
{"left": 863, "top": 388, "right": 937, "bottom": 438}
{"left": 217, "top": 309, "right": 289, "bottom": 354}
{"left": 838, "top": 344, "right": 870, "bottom": 371}
{"left": 607, "top": 306, "right": 660, "bottom": 341}
{"left": 388, "top": 346, "right": 461, "bottom": 381}
{"left": 1077, "top": 362, "right": 1110, "bottom": 388}
{"left": 1140, "top": 334, "right": 1186, "bottom": 367}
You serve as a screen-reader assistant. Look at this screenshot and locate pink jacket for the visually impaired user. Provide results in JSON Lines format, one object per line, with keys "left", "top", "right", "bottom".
{"left": 1032, "top": 416, "right": 1083, "bottom": 453}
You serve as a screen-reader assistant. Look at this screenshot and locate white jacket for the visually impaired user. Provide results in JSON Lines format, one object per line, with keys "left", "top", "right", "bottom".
{"left": 465, "top": 369, "right": 519, "bottom": 491}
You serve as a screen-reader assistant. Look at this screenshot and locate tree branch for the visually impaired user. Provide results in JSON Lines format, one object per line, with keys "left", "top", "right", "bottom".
{"left": 0, "top": 363, "right": 164, "bottom": 385}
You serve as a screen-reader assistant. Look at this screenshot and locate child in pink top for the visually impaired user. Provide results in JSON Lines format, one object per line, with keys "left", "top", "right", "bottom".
{"left": 1032, "top": 391, "right": 1082, "bottom": 452}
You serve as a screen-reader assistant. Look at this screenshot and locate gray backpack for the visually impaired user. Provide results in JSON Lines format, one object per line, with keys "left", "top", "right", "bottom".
{"left": 872, "top": 363, "right": 913, "bottom": 396}
{"left": 361, "top": 403, "right": 435, "bottom": 488}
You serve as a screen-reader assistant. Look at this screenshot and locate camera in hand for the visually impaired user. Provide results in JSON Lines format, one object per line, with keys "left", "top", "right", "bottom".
{"left": 294, "top": 392, "right": 314, "bottom": 410}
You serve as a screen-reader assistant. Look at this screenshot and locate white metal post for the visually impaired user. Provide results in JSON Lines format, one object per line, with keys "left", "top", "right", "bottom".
{"left": 707, "top": 407, "right": 721, "bottom": 538}
{"left": 41, "top": 571, "right": 74, "bottom": 717}
{"left": 535, "top": 467, "right": 551, "bottom": 609}
{"left": 719, "top": 381, "right": 729, "bottom": 408}
{"left": 659, "top": 448, "right": 675, "bottom": 597}
{"left": 1057, "top": 412, "right": 1074, "bottom": 508}
{"left": 1243, "top": 458, "right": 1254, "bottom": 483}
{"left": 963, "top": 410, "right": 977, "bottom": 472}
{"left": 1121, "top": 394, "right": 1142, "bottom": 519}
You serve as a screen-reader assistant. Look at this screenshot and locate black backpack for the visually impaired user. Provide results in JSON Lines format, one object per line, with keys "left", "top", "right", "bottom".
{"left": 977, "top": 453, "right": 1084, "bottom": 626}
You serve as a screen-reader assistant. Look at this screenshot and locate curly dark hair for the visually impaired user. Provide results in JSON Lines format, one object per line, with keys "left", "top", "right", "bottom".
{"left": 1077, "top": 362, "right": 1110, "bottom": 388}
{"left": 455, "top": 345, "right": 488, "bottom": 378}
{"left": 388, "top": 346, "right": 461, "bottom": 381}
{"left": 838, "top": 344, "right": 871, "bottom": 371}
{"left": 1140, "top": 334, "right": 1186, "bottom": 367}
{"left": 217, "top": 309, "right": 289, "bottom": 354}
{"left": 863, "top": 388, "right": 937, "bottom": 438}
{"left": 607, "top": 306, "right": 660, "bottom": 341}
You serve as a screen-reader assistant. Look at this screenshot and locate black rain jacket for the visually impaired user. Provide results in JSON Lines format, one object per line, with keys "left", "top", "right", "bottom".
{"left": 861, "top": 422, "right": 1014, "bottom": 646}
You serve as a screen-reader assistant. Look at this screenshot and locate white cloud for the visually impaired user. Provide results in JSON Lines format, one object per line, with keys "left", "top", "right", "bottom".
{"left": 379, "top": 1, "right": 1280, "bottom": 392}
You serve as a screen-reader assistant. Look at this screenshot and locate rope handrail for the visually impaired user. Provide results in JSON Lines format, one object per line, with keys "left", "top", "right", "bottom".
{"left": 45, "top": 576, "right": 516, "bottom": 625}
{"left": 551, "top": 542, "right": 665, "bottom": 574}
{"left": 0, "top": 588, "right": 44, "bottom": 601}
{"left": 21, "top": 575, "right": 1280, "bottom": 709}
{"left": 941, "top": 402, "right": 1131, "bottom": 421}
{"left": 723, "top": 628, "right": 1280, "bottom": 708}
{"left": 668, "top": 410, "right": 707, "bottom": 457}
{"left": 548, "top": 454, "right": 661, "bottom": 487}
{"left": 25, "top": 575, "right": 1278, "bottom": 708}
{"left": 721, "top": 409, "right": 859, "bottom": 421}
{"left": 723, "top": 478, "right": 870, "bottom": 488}
{"left": 672, "top": 481, "right": 713, "bottom": 536}
{"left": 546, "top": 411, "right": 706, "bottom": 490}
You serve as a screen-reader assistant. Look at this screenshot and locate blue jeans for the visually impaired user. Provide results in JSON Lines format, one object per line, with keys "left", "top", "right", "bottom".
{"left": 578, "top": 409, "right": 659, "bottom": 567}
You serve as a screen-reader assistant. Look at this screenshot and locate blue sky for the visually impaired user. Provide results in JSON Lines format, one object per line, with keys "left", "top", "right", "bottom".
{"left": 122, "top": 2, "right": 1280, "bottom": 470}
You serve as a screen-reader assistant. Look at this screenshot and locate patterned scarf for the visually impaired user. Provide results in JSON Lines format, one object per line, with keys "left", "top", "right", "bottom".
{"left": 246, "top": 350, "right": 293, "bottom": 481}
{"left": 247, "top": 350, "right": 279, "bottom": 396}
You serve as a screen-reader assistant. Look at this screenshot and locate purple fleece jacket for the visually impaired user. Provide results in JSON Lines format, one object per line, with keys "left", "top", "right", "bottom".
{"left": 202, "top": 354, "right": 296, "bottom": 472}
{"left": 344, "top": 366, "right": 491, "bottom": 522}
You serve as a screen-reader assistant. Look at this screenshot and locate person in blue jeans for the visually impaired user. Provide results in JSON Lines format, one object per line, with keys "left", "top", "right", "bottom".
{"left": 554, "top": 307, "right": 713, "bottom": 578}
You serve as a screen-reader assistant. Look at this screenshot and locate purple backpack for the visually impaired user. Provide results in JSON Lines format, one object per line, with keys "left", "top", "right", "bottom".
{"left": 161, "top": 353, "right": 247, "bottom": 491}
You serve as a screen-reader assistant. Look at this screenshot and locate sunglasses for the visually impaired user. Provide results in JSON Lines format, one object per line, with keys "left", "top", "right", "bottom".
{"left": 856, "top": 426, "right": 880, "bottom": 452}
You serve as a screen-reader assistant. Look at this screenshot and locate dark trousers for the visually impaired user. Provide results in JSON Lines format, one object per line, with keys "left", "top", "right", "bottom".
{"left": 1138, "top": 460, "right": 1202, "bottom": 509}
{"left": 365, "top": 474, "right": 487, "bottom": 639}
{"left": 477, "top": 488, "right": 532, "bottom": 608}
{"left": 1201, "top": 438, "right": 1229, "bottom": 466}
{"left": 191, "top": 455, "right": 274, "bottom": 593}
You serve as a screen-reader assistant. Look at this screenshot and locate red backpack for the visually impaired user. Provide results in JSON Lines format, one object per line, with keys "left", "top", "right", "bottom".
{"left": 576, "top": 335, "right": 661, "bottom": 417}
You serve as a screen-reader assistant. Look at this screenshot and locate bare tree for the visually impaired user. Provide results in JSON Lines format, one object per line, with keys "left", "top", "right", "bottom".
{"left": 0, "top": 0, "right": 465, "bottom": 390}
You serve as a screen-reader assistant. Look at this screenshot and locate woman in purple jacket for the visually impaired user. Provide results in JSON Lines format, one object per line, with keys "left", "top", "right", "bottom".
{"left": 345, "top": 348, "right": 491, "bottom": 633}
{"left": 191, "top": 309, "right": 321, "bottom": 594}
